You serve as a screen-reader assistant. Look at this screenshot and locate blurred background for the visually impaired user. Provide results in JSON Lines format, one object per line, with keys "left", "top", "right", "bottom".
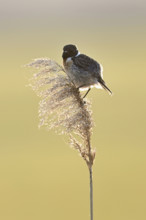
{"left": 0, "top": 0, "right": 146, "bottom": 219}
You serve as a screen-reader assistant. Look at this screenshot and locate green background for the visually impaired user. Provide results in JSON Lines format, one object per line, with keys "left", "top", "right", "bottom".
{"left": 1, "top": 0, "right": 146, "bottom": 219}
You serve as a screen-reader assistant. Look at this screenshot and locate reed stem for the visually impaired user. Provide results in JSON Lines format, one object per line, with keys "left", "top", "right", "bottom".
{"left": 89, "top": 167, "right": 93, "bottom": 220}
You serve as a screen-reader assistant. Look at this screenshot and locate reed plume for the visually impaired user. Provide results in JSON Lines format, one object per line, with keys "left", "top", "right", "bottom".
{"left": 27, "top": 58, "right": 95, "bottom": 220}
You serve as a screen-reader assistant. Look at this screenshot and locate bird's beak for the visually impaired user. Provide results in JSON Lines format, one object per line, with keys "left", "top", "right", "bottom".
{"left": 62, "top": 51, "right": 68, "bottom": 59}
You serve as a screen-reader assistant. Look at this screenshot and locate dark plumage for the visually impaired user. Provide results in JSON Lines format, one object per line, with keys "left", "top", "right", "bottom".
{"left": 72, "top": 54, "right": 101, "bottom": 78}
{"left": 62, "top": 44, "right": 112, "bottom": 97}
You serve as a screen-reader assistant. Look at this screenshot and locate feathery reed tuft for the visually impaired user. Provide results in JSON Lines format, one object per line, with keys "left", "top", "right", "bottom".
{"left": 27, "top": 58, "right": 95, "bottom": 168}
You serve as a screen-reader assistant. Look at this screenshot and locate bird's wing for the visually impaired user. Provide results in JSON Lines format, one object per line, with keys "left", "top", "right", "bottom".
{"left": 72, "top": 54, "right": 101, "bottom": 77}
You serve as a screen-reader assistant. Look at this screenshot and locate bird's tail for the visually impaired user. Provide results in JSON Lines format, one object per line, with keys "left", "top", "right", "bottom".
{"left": 99, "top": 78, "right": 112, "bottom": 95}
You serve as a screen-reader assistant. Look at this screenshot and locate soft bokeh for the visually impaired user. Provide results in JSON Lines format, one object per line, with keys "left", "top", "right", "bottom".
{"left": 0, "top": 0, "right": 146, "bottom": 219}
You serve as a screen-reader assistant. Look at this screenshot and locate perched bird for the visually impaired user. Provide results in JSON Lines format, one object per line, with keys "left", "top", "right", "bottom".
{"left": 62, "top": 44, "right": 112, "bottom": 98}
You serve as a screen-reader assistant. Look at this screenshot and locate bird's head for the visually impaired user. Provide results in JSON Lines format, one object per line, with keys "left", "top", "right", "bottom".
{"left": 62, "top": 44, "right": 78, "bottom": 59}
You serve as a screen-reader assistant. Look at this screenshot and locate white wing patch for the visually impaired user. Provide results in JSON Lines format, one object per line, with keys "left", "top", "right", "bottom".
{"left": 66, "top": 51, "right": 80, "bottom": 63}
{"left": 75, "top": 52, "right": 80, "bottom": 57}
{"left": 100, "top": 64, "right": 103, "bottom": 78}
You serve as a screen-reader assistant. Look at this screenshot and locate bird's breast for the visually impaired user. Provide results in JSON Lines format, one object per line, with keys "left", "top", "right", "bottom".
{"left": 63, "top": 57, "right": 74, "bottom": 73}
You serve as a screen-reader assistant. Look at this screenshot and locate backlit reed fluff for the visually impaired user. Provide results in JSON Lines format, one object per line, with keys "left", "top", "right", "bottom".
{"left": 28, "top": 58, "right": 95, "bottom": 220}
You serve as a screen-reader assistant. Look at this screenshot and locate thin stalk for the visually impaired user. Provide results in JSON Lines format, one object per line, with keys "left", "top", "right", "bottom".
{"left": 89, "top": 167, "right": 93, "bottom": 220}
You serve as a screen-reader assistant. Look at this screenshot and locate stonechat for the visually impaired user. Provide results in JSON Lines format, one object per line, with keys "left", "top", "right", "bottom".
{"left": 62, "top": 44, "right": 112, "bottom": 98}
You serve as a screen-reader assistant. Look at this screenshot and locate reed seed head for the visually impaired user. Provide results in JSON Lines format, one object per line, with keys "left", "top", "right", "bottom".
{"left": 27, "top": 58, "right": 95, "bottom": 168}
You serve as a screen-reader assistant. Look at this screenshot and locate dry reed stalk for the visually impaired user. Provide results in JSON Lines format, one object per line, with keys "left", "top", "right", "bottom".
{"left": 27, "top": 58, "right": 95, "bottom": 220}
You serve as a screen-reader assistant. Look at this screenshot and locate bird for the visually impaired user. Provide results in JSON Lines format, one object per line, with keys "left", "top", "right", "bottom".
{"left": 62, "top": 44, "right": 112, "bottom": 98}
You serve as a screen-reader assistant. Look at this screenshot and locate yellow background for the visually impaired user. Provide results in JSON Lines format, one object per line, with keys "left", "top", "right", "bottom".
{"left": 0, "top": 0, "right": 146, "bottom": 219}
